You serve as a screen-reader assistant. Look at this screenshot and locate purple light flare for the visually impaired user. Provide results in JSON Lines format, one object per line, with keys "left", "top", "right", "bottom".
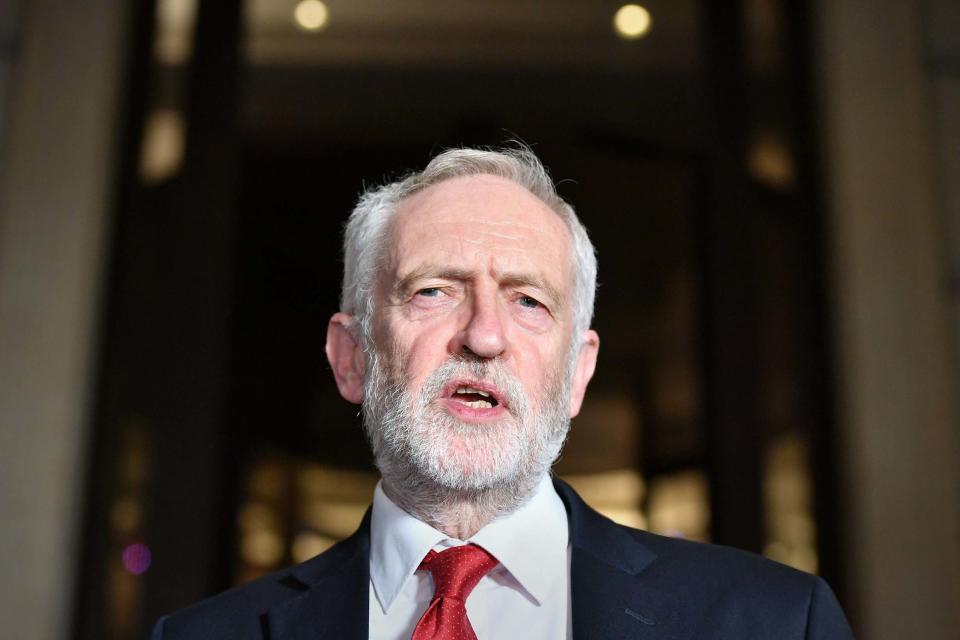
{"left": 122, "top": 542, "right": 152, "bottom": 575}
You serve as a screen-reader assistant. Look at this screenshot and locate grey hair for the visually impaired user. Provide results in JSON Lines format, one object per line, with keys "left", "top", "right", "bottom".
{"left": 340, "top": 146, "right": 597, "bottom": 345}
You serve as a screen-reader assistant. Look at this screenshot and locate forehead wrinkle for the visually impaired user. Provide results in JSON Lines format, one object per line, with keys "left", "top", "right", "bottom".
{"left": 424, "top": 215, "right": 548, "bottom": 233}
{"left": 408, "top": 222, "right": 536, "bottom": 249}
{"left": 455, "top": 235, "right": 530, "bottom": 253}
{"left": 464, "top": 230, "right": 528, "bottom": 244}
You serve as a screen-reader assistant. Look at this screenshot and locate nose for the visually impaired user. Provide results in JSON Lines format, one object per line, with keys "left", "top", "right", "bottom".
{"left": 451, "top": 289, "right": 508, "bottom": 359}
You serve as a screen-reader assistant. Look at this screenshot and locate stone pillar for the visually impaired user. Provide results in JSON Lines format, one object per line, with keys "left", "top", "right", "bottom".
{"left": 0, "top": 1, "right": 128, "bottom": 637}
{"left": 815, "top": 1, "right": 960, "bottom": 638}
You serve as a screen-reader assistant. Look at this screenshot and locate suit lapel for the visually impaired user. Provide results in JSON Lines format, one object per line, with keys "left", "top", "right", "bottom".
{"left": 262, "top": 482, "right": 679, "bottom": 639}
{"left": 265, "top": 511, "right": 371, "bottom": 640}
{"left": 554, "top": 479, "right": 681, "bottom": 640}
{"left": 571, "top": 549, "right": 679, "bottom": 639}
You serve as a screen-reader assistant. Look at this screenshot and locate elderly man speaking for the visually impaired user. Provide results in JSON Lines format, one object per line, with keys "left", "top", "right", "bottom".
{"left": 151, "top": 147, "right": 854, "bottom": 639}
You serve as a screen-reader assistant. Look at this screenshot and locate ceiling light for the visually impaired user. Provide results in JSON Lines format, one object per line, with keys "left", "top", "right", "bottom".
{"left": 614, "top": 4, "right": 652, "bottom": 40}
{"left": 294, "top": 0, "right": 329, "bottom": 32}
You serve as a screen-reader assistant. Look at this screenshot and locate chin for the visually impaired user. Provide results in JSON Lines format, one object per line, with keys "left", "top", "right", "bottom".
{"left": 416, "top": 429, "right": 527, "bottom": 492}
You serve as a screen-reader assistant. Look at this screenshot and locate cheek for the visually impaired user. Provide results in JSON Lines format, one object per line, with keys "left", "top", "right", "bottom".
{"left": 393, "top": 329, "right": 450, "bottom": 385}
{"left": 513, "top": 340, "right": 553, "bottom": 394}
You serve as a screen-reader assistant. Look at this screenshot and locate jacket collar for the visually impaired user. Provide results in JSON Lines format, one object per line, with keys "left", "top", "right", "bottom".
{"left": 265, "top": 478, "right": 679, "bottom": 639}
{"left": 265, "top": 509, "right": 371, "bottom": 640}
{"left": 553, "top": 477, "right": 680, "bottom": 639}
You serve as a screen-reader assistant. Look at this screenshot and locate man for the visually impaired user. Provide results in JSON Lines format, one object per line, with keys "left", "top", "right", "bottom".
{"left": 152, "top": 147, "right": 854, "bottom": 639}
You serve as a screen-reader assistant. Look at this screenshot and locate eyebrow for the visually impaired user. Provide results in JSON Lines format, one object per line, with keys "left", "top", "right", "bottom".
{"left": 499, "top": 272, "right": 565, "bottom": 310}
{"left": 393, "top": 265, "right": 472, "bottom": 299}
{"left": 393, "top": 264, "right": 565, "bottom": 310}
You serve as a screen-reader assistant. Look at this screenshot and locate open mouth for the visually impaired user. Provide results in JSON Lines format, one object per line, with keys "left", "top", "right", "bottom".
{"left": 443, "top": 380, "right": 506, "bottom": 414}
{"left": 451, "top": 385, "right": 500, "bottom": 409}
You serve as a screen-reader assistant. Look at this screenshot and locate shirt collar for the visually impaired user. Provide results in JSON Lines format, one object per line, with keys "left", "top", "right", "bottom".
{"left": 470, "top": 474, "right": 569, "bottom": 606}
{"left": 369, "top": 482, "right": 446, "bottom": 613}
{"left": 369, "top": 474, "right": 569, "bottom": 613}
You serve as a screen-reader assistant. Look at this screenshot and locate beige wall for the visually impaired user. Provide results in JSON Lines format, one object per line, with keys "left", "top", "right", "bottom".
{"left": 816, "top": 1, "right": 960, "bottom": 638}
{"left": 0, "top": 1, "right": 128, "bottom": 638}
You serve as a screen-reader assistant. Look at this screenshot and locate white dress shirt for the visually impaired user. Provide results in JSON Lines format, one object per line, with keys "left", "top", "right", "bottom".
{"left": 368, "top": 474, "right": 572, "bottom": 640}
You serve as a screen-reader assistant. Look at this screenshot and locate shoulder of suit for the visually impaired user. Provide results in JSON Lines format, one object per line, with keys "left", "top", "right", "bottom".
{"left": 153, "top": 535, "right": 357, "bottom": 639}
{"left": 559, "top": 478, "right": 821, "bottom": 591}
{"left": 615, "top": 519, "right": 824, "bottom": 597}
{"left": 153, "top": 564, "right": 307, "bottom": 639}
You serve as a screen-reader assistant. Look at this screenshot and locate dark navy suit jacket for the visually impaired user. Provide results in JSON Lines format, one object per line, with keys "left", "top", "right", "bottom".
{"left": 152, "top": 479, "right": 854, "bottom": 639}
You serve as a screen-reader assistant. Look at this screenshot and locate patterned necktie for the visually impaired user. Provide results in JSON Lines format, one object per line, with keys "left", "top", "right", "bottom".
{"left": 411, "top": 544, "right": 499, "bottom": 640}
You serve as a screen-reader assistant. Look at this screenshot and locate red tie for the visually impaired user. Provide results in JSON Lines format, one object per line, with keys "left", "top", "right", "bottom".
{"left": 411, "top": 544, "right": 499, "bottom": 640}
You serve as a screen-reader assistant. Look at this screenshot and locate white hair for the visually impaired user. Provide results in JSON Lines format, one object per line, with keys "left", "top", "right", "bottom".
{"left": 340, "top": 146, "right": 598, "bottom": 343}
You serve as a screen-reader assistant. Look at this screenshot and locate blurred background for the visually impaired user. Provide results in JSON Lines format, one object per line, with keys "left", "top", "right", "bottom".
{"left": 1, "top": 0, "right": 959, "bottom": 638}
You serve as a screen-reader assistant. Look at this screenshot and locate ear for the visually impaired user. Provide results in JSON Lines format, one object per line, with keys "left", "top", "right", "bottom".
{"left": 568, "top": 329, "right": 599, "bottom": 418}
{"left": 326, "top": 312, "right": 366, "bottom": 404}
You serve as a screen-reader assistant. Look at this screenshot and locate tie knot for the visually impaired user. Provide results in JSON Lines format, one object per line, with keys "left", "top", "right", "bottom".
{"left": 418, "top": 544, "right": 499, "bottom": 601}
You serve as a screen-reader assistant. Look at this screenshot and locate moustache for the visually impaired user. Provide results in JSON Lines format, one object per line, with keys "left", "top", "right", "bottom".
{"left": 419, "top": 357, "right": 529, "bottom": 417}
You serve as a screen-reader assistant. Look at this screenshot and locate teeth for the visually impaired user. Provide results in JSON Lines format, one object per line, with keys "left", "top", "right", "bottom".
{"left": 455, "top": 386, "right": 490, "bottom": 397}
{"left": 463, "top": 399, "right": 493, "bottom": 409}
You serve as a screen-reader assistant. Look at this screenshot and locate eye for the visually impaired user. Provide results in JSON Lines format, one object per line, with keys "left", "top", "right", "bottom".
{"left": 410, "top": 287, "right": 450, "bottom": 307}
{"left": 517, "top": 295, "right": 542, "bottom": 309}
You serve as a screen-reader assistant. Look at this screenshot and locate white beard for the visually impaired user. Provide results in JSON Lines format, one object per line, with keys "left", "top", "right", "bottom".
{"left": 361, "top": 348, "right": 572, "bottom": 521}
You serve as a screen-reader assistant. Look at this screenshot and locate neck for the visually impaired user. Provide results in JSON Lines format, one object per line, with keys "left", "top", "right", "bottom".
{"left": 381, "top": 472, "right": 543, "bottom": 539}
